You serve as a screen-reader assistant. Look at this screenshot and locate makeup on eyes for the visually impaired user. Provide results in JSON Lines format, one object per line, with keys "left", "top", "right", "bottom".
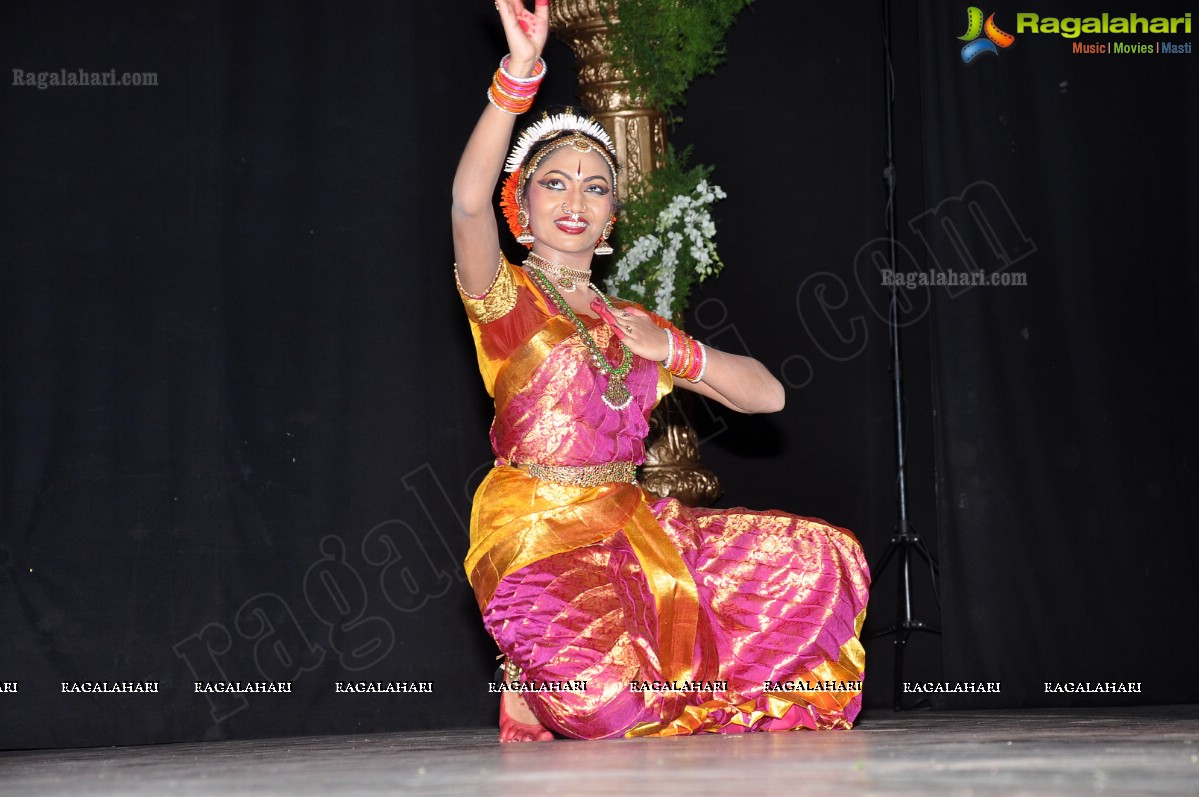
{"left": 538, "top": 169, "right": 609, "bottom": 191}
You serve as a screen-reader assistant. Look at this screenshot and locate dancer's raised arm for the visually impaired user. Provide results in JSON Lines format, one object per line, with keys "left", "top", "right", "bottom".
{"left": 451, "top": 0, "right": 550, "bottom": 296}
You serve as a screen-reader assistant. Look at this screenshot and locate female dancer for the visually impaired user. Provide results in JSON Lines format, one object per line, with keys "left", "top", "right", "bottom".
{"left": 452, "top": 0, "right": 870, "bottom": 742}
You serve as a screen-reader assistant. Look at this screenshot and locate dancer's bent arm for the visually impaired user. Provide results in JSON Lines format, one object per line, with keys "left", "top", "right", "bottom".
{"left": 451, "top": 1, "right": 549, "bottom": 296}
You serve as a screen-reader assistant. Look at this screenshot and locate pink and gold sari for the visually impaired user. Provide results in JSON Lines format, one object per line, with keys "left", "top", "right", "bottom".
{"left": 460, "top": 257, "right": 870, "bottom": 739}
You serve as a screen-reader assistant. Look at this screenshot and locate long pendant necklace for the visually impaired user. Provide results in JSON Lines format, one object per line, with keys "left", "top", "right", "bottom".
{"left": 527, "top": 262, "right": 634, "bottom": 411}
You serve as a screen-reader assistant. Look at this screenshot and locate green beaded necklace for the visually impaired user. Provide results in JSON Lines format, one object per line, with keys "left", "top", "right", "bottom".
{"left": 527, "top": 262, "right": 634, "bottom": 411}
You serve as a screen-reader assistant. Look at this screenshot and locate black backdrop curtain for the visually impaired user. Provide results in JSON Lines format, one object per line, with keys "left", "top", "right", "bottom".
{"left": 1, "top": 1, "right": 1194, "bottom": 750}
{"left": 913, "top": 0, "right": 1199, "bottom": 707}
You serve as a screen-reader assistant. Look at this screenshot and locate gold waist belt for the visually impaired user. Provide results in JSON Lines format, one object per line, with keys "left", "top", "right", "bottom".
{"left": 515, "top": 461, "right": 638, "bottom": 487}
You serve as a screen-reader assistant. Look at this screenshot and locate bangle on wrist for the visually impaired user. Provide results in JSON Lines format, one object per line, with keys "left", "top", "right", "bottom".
{"left": 499, "top": 55, "right": 546, "bottom": 83}
{"left": 663, "top": 327, "right": 706, "bottom": 382}
{"left": 688, "top": 342, "right": 708, "bottom": 384}
{"left": 487, "top": 55, "right": 546, "bottom": 115}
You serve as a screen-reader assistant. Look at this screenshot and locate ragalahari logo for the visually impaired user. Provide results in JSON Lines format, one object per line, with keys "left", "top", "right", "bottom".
{"left": 959, "top": 7, "right": 1016, "bottom": 62}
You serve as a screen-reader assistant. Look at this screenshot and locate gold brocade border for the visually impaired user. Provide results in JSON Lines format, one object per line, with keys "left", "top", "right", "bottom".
{"left": 624, "top": 608, "right": 869, "bottom": 737}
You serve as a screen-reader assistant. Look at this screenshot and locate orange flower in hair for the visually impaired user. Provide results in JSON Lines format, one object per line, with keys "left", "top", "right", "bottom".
{"left": 498, "top": 170, "right": 530, "bottom": 247}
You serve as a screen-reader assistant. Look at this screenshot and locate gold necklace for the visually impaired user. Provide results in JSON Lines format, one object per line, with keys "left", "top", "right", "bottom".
{"left": 524, "top": 251, "right": 592, "bottom": 293}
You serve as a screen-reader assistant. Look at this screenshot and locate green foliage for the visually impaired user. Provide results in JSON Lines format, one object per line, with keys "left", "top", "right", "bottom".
{"left": 619, "top": 147, "right": 712, "bottom": 248}
{"left": 604, "top": 0, "right": 754, "bottom": 115}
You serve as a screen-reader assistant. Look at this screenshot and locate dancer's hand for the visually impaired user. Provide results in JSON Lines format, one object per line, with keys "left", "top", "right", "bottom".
{"left": 591, "top": 299, "right": 670, "bottom": 363}
{"left": 496, "top": 0, "right": 550, "bottom": 72}
{"left": 592, "top": 296, "right": 785, "bottom": 412}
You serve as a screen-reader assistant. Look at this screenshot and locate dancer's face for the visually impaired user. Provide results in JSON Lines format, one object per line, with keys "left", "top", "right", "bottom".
{"left": 525, "top": 145, "right": 614, "bottom": 263}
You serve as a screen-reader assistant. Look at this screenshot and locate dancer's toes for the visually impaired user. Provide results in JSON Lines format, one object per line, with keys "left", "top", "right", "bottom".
{"left": 499, "top": 689, "right": 553, "bottom": 743}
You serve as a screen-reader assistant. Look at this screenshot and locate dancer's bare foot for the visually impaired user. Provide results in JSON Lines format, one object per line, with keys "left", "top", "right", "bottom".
{"left": 499, "top": 669, "right": 553, "bottom": 743}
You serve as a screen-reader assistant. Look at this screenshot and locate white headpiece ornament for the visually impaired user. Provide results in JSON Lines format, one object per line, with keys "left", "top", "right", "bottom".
{"left": 504, "top": 111, "right": 617, "bottom": 174}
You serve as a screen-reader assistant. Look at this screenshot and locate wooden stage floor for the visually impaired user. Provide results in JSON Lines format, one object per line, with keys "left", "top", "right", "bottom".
{"left": 2, "top": 706, "right": 1197, "bottom": 796}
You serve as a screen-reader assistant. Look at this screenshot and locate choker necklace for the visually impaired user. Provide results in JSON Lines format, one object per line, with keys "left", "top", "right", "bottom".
{"left": 525, "top": 263, "right": 634, "bottom": 411}
{"left": 524, "top": 251, "right": 592, "bottom": 293}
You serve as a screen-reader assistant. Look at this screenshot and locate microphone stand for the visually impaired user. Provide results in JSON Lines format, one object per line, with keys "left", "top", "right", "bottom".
{"left": 863, "top": 0, "right": 942, "bottom": 711}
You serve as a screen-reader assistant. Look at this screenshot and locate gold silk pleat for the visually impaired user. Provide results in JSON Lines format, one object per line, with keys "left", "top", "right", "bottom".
{"left": 465, "top": 469, "right": 639, "bottom": 603}
{"left": 617, "top": 500, "right": 699, "bottom": 684}
{"left": 466, "top": 467, "right": 699, "bottom": 685}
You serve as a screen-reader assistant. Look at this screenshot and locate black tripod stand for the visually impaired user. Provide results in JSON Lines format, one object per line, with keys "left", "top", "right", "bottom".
{"left": 863, "top": 0, "right": 941, "bottom": 711}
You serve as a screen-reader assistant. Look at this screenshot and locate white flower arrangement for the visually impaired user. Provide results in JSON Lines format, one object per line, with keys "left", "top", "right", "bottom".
{"left": 606, "top": 179, "right": 728, "bottom": 319}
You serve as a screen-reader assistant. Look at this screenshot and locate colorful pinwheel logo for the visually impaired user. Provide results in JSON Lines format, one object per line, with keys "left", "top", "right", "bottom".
{"left": 959, "top": 7, "right": 1015, "bottom": 63}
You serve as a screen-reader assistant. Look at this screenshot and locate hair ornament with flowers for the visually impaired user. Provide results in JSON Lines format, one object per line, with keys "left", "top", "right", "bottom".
{"left": 503, "top": 109, "right": 616, "bottom": 174}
